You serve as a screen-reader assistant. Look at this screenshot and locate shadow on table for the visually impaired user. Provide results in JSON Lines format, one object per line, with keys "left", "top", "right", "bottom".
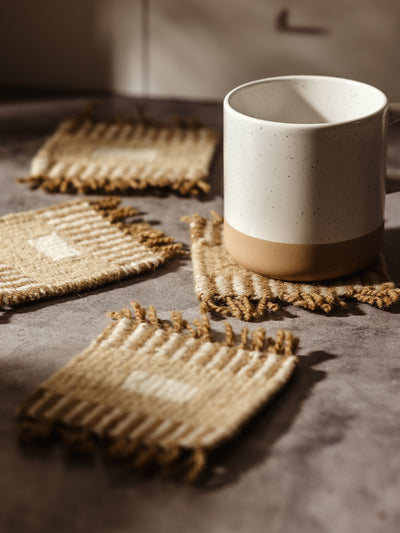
{"left": 383, "top": 227, "right": 400, "bottom": 286}
{"left": 201, "top": 349, "right": 336, "bottom": 490}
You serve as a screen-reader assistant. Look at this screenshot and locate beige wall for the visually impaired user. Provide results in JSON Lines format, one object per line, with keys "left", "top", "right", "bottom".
{"left": 1, "top": 0, "right": 400, "bottom": 100}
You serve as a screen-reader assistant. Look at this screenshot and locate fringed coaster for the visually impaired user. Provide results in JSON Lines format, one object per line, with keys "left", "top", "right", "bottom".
{"left": 17, "top": 301, "right": 298, "bottom": 481}
{"left": 19, "top": 114, "right": 219, "bottom": 195}
{"left": 0, "top": 197, "right": 183, "bottom": 307}
{"left": 183, "top": 212, "right": 400, "bottom": 321}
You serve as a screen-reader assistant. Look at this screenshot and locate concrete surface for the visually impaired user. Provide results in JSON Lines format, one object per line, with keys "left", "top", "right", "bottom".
{"left": 1, "top": 95, "right": 400, "bottom": 533}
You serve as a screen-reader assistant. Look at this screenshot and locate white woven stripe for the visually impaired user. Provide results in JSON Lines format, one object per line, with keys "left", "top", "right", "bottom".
{"left": 28, "top": 232, "right": 81, "bottom": 261}
{"left": 179, "top": 426, "right": 209, "bottom": 447}
{"left": 153, "top": 332, "right": 182, "bottom": 359}
{"left": 128, "top": 415, "right": 159, "bottom": 440}
{"left": 281, "top": 282, "right": 299, "bottom": 298}
{"left": 75, "top": 121, "right": 93, "bottom": 137}
{"left": 298, "top": 283, "right": 317, "bottom": 295}
{"left": 44, "top": 216, "right": 111, "bottom": 233}
{"left": 97, "top": 162, "right": 116, "bottom": 179}
{"left": 232, "top": 275, "right": 248, "bottom": 297}
{"left": 87, "top": 240, "right": 149, "bottom": 257}
{"left": 222, "top": 348, "right": 247, "bottom": 372}
{"left": 26, "top": 391, "right": 54, "bottom": 417}
{"left": 189, "top": 341, "right": 218, "bottom": 365}
{"left": 0, "top": 283, "right": 43, "bottom": 293}
{"left": 335, "top": 283, "right": 361, "bottom": 295}
{"left": 93, "top": 407, "right": 123, "bottom": 434}
{"left": 102, "top": 123, "right": 121, "bottom": 141}
{"left": 62, "top": 399, "right": 91, "bottom": 424}
{"left": 121, "top": 164, "right": 142, "bottom": 179}
{"left": 80, "top": 162, "right": 99, "bottom": 179}
{"left": 194, "top": 274, "right": 211, "bottom": 297}
{"left": 130, "top": 124, "right": 145, "bottom": 140}
{"left": 159, "top": 422, "right": 192, "bottom": 445}
{"left": 251, "top": 274, "right": 266, "bottom": 300}
{"left": 120, "top": 322, "right": 151, "bottom": 351}
{"left": 48, "top": 161, "right": 68, "bottom": 178}
{"left": 268, "top": 278, "right": 281, "bottom": 297}
{"left": 79, "top": 404, "right": 109, "bottom": 426}
{"left": 145, "top": 419, "right": 175, "bottom": 441}
{"left": 250, "top": 352, "right": 280, "bottom": 379}
{"left": 115, "top": 123, "right": 135, "bottom": 140}
{"left": 65, "top": 162, "right": 83, "bottom": 178}
{"left": 198, "top": 426, "right": 228, "bottom": 447}
{"left": 202, "top": 345, "right": 230, "bottom": 369}
{"left": 122, "top": 370, "right": 197, "bottom": 404}
{"left": 318, "top": 286, "right": 333, "bottom": 297}
{"left": 215, "top": 275, "right": 231, "bottom": 296}
{"left": 93, "top": 146, "right": 159, "bottom": 162}
{"left": 203, "top": 220, "right": 215, "bottom": 244}
{"left": 108, "top": 412, "right": 142, "bottom": 438}
{"left": 169, "top": 337, "right": 198, "bottom": 362}
{"left": 121, "top": 326, "right": 164, "bottom": 356}
{"left": 101, "top": 318, "right": 133, "bottom": 350}
{"left": 42, "top": 396, "right": 74, "bottom": 419}
{"left": 87, "top": 122, "right": 108, "bottom": 139}
{"left": 39, "top": 202, "right": 91, "bottom": 219}
{"left": 39, "top": 211, "right": 102, "bottom": 228}
{"left": 273, "top": 356, "right": 297, "bottom": 385}
{"left": 0, "top": 282, "right": 42, "bottom": 291}
{"left": 235, "top": 350, "right": 272, "bottom": 378}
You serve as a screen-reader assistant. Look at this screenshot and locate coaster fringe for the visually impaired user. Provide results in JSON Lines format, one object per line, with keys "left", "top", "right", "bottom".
{"left": 91, "top": 197, "right": 184, "bottom": 260}
{"left": 108, "top": 301, "right": 298, "bottom": 353}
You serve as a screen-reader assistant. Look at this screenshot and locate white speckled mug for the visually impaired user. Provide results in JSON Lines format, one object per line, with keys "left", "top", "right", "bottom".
{"left": 224, "top": 75, "right": 400, "bottom": 281}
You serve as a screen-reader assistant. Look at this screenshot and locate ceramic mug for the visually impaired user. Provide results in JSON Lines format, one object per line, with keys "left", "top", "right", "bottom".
{"left": 223, "top": 75, "right": 400, "bottom": 281}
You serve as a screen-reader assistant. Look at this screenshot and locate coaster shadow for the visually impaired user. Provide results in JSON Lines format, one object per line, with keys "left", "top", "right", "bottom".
{"left": 200, "top": 349, "right": 336, "bottom": 490}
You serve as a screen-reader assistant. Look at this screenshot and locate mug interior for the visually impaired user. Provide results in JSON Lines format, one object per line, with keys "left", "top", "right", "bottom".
{"left": 227, "top": 76, "right": 387, "bottom": 125}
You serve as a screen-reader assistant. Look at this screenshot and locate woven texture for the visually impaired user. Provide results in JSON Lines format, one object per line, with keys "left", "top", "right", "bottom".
{"left": 183, "top": 212, "right": 400, "bottom": 321}
{"left": 19, "top": 116, "right": 219, "bottom": 195}
{"left": 0, "top": 197, "right": 182, "bottom": 307}
{"left": 17, "top": 301, "right": 298, "bottom": 481}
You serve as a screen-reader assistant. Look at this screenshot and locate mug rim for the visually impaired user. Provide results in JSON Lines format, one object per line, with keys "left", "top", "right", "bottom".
{"left": 224, "top": 75, "right": 388, "bottom": 128}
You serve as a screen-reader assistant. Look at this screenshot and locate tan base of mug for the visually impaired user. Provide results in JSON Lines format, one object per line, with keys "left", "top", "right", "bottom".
{"left": 224, "top": 221, "right": 384, "bottom": 281}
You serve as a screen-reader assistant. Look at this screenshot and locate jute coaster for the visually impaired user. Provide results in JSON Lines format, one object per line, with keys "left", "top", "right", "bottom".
{"left": 183, "top": 212, "right": 400, "bottom": 321}
{"left": 19, "top": 115, "right": 219, "bottom": 195}
{"left": 0, "top": 197, "right": 182, "bottom": 307}
{"left": 17, "top": 301, "right": 298, "bottom": 481}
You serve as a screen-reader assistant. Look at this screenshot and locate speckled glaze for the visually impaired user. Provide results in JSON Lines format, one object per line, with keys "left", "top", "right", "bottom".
{"left": 224, "top": 76, "right": 397, "bottom": 279}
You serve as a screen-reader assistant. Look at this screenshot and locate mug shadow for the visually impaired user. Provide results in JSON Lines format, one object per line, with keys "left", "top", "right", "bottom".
{"left": 199, "top": 349, "right": 336, "bottom": 490}
{"left": 383, "top": 227, "right": 400, "bottom": 285}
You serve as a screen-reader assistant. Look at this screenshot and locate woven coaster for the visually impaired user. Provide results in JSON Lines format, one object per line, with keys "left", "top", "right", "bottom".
{"left": 183, "top": 212, "right": 400, "bottom": 321}
{"left": 17, "top": 301, "right": 298, "bottom": 481}
{"left": 0, "top": 197, "right": 182, "bottom": 307}
{"left": 19, "top": 115, "right": 219, "bottom": 195}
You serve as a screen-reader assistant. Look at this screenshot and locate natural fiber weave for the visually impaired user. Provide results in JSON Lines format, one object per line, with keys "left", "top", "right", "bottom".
{"left": 183, "top": 212, "right": 400, "bottom": 321}
{"left": 0, "top": 197, "right": 182, "bottom": 307}
{"left": 17, "top": 301, "right": 298, "bottom": 481}
{"left": 19, "top": 115, "right": 219, "bottom": 195}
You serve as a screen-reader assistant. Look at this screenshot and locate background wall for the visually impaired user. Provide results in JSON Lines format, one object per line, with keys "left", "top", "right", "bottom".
{"left": 1, "top": 0, "right": 400, "bottom": 101}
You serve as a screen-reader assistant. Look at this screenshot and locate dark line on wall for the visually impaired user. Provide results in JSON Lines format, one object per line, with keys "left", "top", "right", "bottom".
{"left": 141, "top": 0, "right": 150, "bottom": 95}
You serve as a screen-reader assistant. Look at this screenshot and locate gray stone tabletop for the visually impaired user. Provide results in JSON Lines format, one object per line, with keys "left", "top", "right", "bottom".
{"left": 1, "top": 95, "right": 400, "bottom": 533}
